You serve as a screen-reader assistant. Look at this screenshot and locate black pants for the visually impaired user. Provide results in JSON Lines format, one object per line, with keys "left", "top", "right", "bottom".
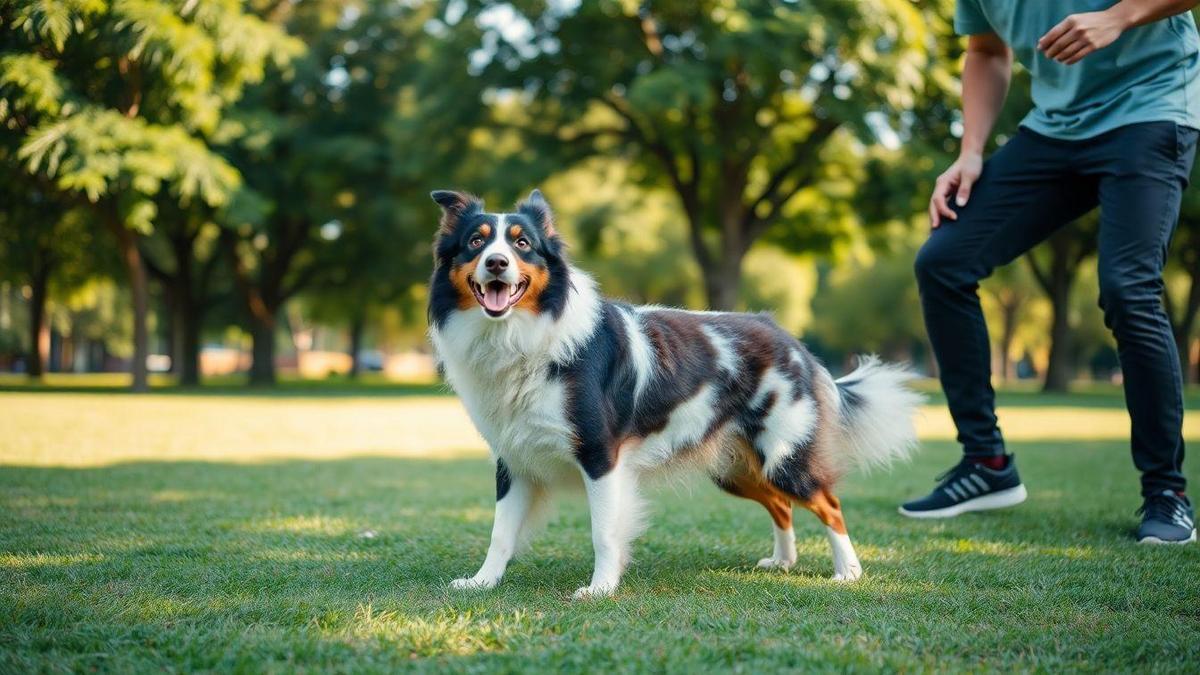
{"left": 915, "top": 122, "right": 1198, "bottom": 497}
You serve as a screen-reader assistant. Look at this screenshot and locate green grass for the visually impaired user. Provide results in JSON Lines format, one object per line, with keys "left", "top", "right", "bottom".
{"left": 1, "top": 387, "right": 1198, "bottom": 672}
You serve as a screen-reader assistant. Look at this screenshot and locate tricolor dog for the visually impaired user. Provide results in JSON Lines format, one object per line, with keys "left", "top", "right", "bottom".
{"left": 428, "top": 189, "right": 922, "bottom": 599}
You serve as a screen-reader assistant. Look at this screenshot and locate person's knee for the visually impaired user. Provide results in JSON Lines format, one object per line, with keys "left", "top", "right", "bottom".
{"left": 1097, "top": 274, "right": 1164, "bottom": 331}
{"left": 914, "top": 238, "right": 975, "bottom": 290}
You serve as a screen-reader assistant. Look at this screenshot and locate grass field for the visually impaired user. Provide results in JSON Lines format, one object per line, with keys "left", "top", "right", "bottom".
{"left": 2, "top": 382, "right": 1199, "bottom": 672}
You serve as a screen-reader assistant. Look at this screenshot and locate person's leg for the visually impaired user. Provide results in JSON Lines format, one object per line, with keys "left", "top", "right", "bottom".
{"left": 1090, "top": 123, "right": 1198, "bottom": 500}
{"left": 902, "top": 130, "right": 1100, "bottom": 518}
{"left": 915, "top": 130, "right": 1098, "bottom": 459}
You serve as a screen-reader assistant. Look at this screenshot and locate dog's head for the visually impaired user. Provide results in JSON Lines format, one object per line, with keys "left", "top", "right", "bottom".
{"left": 428, "top": 189, "right": 568, "bottom": 324}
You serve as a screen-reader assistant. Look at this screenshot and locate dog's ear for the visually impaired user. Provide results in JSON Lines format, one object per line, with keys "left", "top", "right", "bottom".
{"left": 517, "top": 188, "right": 557, "bottom": 238}
{"left": 430, "top": 190, "right": 482, "bottom": 235}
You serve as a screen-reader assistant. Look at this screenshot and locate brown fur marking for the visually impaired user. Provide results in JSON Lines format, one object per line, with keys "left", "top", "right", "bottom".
{"left": 798, "top": 488, "right": 847, "bottom": 534}
{"left": 508, "top": 224, "right": 523, "bottom": 239}
{"left": 449, "top": 263, "right": 476, "bottom": 311}
{"left": 513, "top": 257, "right": 549, "bottom": 313}
{"left": 718, "top": 439, "right": 793, "bottom": 529}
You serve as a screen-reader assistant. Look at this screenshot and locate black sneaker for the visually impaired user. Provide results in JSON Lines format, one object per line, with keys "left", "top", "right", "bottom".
{"left": 898, "top": 455, "right": 1027, "bottom": 519}
{"left": 1136, "top": 490, "right": 1196, "bottom": 544}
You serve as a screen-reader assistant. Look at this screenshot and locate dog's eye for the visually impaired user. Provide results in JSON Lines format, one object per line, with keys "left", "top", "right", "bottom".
{"left": 514, "top": 237, "right": 531, "bottom": 251}
{"left": 469, "top": 235, "right": 485, "bottom": 249}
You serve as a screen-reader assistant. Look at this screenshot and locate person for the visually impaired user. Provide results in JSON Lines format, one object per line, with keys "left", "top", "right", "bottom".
{"left": 901, "top": 0, "right": 1200, "bottom": 544}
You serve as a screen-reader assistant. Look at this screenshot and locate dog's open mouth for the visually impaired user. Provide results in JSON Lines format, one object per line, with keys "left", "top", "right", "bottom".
{"left": 470, "top": 276, "right": 529, "bottom": 317}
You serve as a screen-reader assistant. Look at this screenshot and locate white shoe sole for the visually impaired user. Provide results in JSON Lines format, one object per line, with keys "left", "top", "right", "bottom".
{"left": 898, "top": 484, "right": 1028, "bottom": 519}
{"left": 1138, "top": 529, "right": 1197, "bottom": 545}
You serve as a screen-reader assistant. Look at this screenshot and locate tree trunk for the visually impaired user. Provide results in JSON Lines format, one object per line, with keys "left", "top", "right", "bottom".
{"left": 173, "top": 292, "right": 202, "bottom": 387}
{"left": 249, "top": 313, "right": 276, "bottom": 386}
{"left": 162, "top": 284, "right": 177, "bottom": 376}
{"left": 108, "top": 219, "right": 150, "bottom": 392}
{"left": 1172, "top": 270, "right": 1200, "bottom": 385}
{"left": 348, "top": 313, "right": 365, "bottom": 380}
{"left": 704, "top": 251, "right": 746, "bottom": 312}
{"left": 998, "top": 301, "right": 1017, "bottom": 383}
{"left": 1043, "top": 281, "right": 1073, "bottom": 393}
{"left": 171, "top": 246, "right": 203, "bottom": 387}
{"left": 27, "top": 265, "right": 49, "bottom": 380}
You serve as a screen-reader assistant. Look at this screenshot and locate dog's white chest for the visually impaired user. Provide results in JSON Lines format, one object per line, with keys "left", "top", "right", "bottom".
{"left": 432, "top": 320, "right": 577, "bottom": 482}
{"left": 455, "top": 368, "right": 576, "bottom": 481}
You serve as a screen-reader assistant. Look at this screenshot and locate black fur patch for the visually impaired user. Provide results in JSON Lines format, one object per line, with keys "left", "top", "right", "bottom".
{"left": 495, "top": 458, "right": 512, "bottom": 501}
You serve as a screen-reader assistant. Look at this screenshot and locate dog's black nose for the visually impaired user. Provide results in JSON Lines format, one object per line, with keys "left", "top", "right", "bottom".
{"left": 485, "top": 255, "right": 508, "bottom": 274}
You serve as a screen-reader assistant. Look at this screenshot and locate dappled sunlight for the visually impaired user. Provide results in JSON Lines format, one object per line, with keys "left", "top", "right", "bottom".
{"left": 0, "top": 552, "right": 104, "bottom": 570}
{"left": 924, "top": 538, "right": 1096, "bottom": 561}
{"left": 339, "top": 605, "right": 536, "bottom": 658}
{"left": 148, "top": 489, "right": 220, "bottom": 504}
{"left": 242, "top": 514, "right": 359, "bottom": 536}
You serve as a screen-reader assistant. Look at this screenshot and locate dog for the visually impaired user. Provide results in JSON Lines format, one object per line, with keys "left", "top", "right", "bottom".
{"left": 427, "top": 188, "right": 923, "bottom": 598}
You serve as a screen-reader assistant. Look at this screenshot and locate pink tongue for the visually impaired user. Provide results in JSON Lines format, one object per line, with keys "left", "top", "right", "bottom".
{"left": 482, "top": 284, "right": 510, "bottom": 312}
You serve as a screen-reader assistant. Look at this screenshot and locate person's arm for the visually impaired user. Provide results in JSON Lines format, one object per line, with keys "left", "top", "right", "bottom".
{"left": 930, "top": 32, "right": 1012, "bottom": 228}
{"left": 1039, "top": 1, "right": 1200, "bottom": 65}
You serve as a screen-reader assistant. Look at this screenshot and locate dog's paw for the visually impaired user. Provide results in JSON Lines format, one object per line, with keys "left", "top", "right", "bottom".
{"left": 571, "top": 583, "right": 616, "bottom": 600}
{"left": 449, "top": 576, "right": 498, "bottom": 590}
{"left": 756, "top": 556, "right": 796, "bottom": 570}
{"left": 831, "top": 562, "right": 863, "bottom": 582}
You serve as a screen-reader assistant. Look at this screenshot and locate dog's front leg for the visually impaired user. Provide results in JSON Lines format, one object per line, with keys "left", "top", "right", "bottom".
{"left": 574, "top": 463, "right": 638, "bottom": 600}
{"left": 450, "top": 460, "right": 534, "bottom": 590}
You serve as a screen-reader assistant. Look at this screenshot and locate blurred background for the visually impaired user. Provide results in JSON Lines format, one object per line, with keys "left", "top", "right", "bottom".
{"left": 2, "top": 0, "right": 1199, "bottom": 393}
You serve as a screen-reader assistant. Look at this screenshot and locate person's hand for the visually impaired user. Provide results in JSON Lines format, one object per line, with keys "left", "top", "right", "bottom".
{"left": 929, "top": 152, "right": 983, "bottom": 229}
{"left": 1037, "top": 11, "right": 1126, "bottom": 65}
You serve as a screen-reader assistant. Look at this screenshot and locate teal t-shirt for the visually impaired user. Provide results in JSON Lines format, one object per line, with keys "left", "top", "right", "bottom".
{"left": 955, "top": 1, "right": 1200, "bottom": 139}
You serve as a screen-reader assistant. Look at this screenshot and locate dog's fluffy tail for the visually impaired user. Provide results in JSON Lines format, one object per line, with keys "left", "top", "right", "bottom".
{"left": 832, "top": 355, "right": 925, "bottom": 472}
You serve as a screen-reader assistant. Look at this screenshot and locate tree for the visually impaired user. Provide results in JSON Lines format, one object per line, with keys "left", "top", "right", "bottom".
{"left": 0, "top": 179, "right": 71, "bottom": 378}
{"left": 223, "top": 0, "right": 491, "bottom": 385}
{"left": 1024, "top": 219, "right": 1099, "bottom": 392}
{"left": 469, "top": 0, "right": 947, "bottom": 310}
{"left": 1, "top": 0, "right": 299, "bottom": 390}
{"left": 137, "top": 201, "right": 227, "bottom": 386}
{"left": 980, "top": 261, "right": 1041, "bottom": 382}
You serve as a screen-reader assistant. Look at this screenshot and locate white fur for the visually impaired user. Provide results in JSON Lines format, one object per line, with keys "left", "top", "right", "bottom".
{"left": 574, "top": 461, "right": 646, "bottom": 599}
{"left": 626, "top": 383, "right": 718, "bottom": 471}
{"left": 701, "top": 325, "right": 739, "bottom": 374}
{"left": 450, "top": 477, "right": 543, "bottom": 589}
{"left": 618, "top": 306, "right": 655, "bottom": 407}
{"left": 474, "top": 215, "right": 520, "bottom": 287}
{"left": 826, "top": 527, "right": 862, "bottom": 581}
{"left": 756, "top": 524, "right": 797, "bottom": 570}
{"left": 831, "top": 355, "right": 925, "bottom": 472}
{"left": 749, "top": 367, "right": 818, "bottom": 476}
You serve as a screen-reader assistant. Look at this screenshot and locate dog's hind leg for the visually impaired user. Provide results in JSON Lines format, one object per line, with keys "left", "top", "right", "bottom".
{"left": 714, "top": 454, "right": 796, "bottom": 570}
{"left": 798, "top": 488, "right": 862, "bottom": 582}
{"left": 450, "top": 459, "right": 541, "bottom": 590}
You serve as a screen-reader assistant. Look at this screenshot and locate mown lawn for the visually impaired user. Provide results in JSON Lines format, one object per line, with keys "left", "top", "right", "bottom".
{"left": 1, "top": 384, "right": 1198, "bottom": 672}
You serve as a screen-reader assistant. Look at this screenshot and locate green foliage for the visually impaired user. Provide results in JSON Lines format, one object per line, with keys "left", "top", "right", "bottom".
{"left": 19, "top": 109, "right": 241, "bottom": 228}
{"left": 0, "top": 53, "right": 72, "bottom": 120}
{"left": 810, "top": 248, "right": 925, "bottom": 357}
{"left": 464, "top": 0, "right": 956, "bottom": 307}
{"left": 10, "top": 0, "right": 105, "bottom": 52}
{"left": 2, "top": 0, "right": 300, "bottom": 217}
